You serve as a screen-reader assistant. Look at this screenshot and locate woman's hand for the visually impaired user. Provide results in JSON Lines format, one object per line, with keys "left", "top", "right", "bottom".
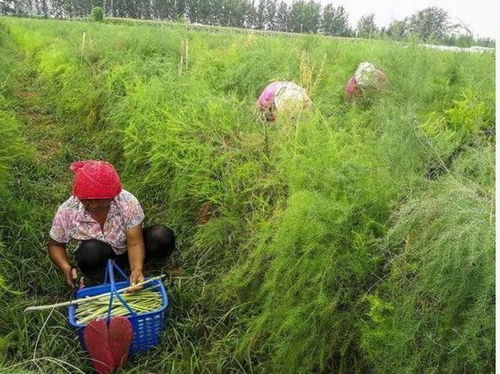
{"left": 63, "top": 267, "right": 75, "bottom": 288}
{"left": 129, "top": 270, "right": 145, "bottom": 292}
{"left": 63, "top": 266, "right": 85, "bottom": 289}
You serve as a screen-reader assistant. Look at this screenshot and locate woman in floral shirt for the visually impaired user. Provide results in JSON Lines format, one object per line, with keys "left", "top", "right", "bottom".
{"left": 48, "top": 160, "right": 175, "bottom": 288}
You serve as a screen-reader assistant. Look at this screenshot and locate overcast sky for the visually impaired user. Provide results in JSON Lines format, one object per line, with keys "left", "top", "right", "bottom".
{"left": 307, "top": 0, "right": 497, "bottom": 39}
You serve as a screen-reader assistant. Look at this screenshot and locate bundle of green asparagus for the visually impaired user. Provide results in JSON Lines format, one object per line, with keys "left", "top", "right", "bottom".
{"left": 75, "top": 288, "right": 163, "bottom": 324}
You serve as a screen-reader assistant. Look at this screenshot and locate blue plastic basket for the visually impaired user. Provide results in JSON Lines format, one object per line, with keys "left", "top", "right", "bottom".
{"left": 68, "top": 260, "right": 169, "bottom": 354}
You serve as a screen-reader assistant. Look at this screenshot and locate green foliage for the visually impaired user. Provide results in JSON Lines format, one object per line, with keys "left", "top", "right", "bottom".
{"left": 0, "top": 21, "right": 27, "bottom": 230}
{"left": 0, "top": 16, "right": 494, "bottom": 374}
{"left": 90, "top": 6, "right": 104, "bottom": 22}
{"left": 0, "top": 96, "right": 25, "bottom": 198}
{"left": 360, "top": 145, "right": 494, "bottom": 373}
{"left": 421, "top": 87, "right": 494, "bottom": 165}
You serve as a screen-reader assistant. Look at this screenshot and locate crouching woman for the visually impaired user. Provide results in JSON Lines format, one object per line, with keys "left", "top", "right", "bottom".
{"left": 48, "top": 160, "right": 175, "bottom": 288}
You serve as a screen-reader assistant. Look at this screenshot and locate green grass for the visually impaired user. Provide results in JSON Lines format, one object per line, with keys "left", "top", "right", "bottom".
{"left": 0, "top": 16, "right": 494, "bottom": 373}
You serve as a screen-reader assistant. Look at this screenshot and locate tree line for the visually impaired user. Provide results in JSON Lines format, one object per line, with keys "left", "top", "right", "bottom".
{"left": 1, "top": 0, "right": 494, "bottom": 47}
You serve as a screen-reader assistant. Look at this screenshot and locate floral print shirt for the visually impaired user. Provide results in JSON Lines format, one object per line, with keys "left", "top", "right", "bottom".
{"left": 49, "top": 190, "right": 145, "bottom": 255}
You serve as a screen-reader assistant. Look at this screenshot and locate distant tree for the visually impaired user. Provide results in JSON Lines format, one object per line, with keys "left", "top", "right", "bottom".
{"left": 101, "top": 0, "right": 112, "bottom": 17}
{"left": 207, "top": 0, "right": 223, "bottom": 24}
{"left": 110, "top": 0, "right": 121, "bottom": 16}
{"left": 356, "top": 13, "right": 377, "bottom": 38}
{"left": 186, "top": 0, "right": 200, "bottom": 22}
{"left": 288, "top": 0, "right": 302, "bottom": 32}
{"left": 321, "top": 3, "right": 334, "bottom": 34}
{"left": 407, "top": 7, "right": 449, "bottom": 42}
{"left": 4, "top": 0, "right": 25, "bottom": 15}
{"left": 449, "top": 20, "right": 472, "bottom": 38}
{"left": 289, "top": 0, "right": 321, "bottom": 33}
{"left": 197, "top": 0, "right": 213, "bottom": 23}
{"left": 386, "top": 19, "right": 407, "bottom": 40}
{"left": 302, "top": 0, "right": 321, "bottom": 33}
{"left": 136, "top": 0, "right": 152, "bottom": 18}
{"left": 275, "top": 1, "right": 290, "bottom": 31}
{"left": 264, "top": 0, "right": 277, "bottom": 30}
{"left": 3, "top": 0, "right": 493, "bottom": 49}
{"left": 223, "top": 1, "right": 232, "bottom": 26}
{"left": 244, "top": 0, "right": 258, "bottom": 28}
{"left": 60, "top": 0, "right": 78, "bottom": 17}
{"left": 444, "top": 21, "right": 474, "bottom": 47}
{"left": 445, "top": 34, "right": 474, "bottom": 48}
{"left": 235, "top": 0, "right": 253, "bottom": 27}
{"left": 475, "top": 37, "right": 495, "bottom": 48}
{"left": 80, "top": 0, "right": 95, "bottom": 17}
{"left": 216, "top": 0, "right": 247, "bottom": 26}
{"left": 254, "top": 0, "right": 265, "bottom": 29}
{"left": 150, "top": 0, "right": 178, "bottom": 20}
{"left": 124, "top": 0, "right": 139, "bottom": 18}
{"left": 175, "top": 0, "right": 186, "bottom": 19}
{"left": 0, "top": 0, "right": 17, "bottom": 15}
{"left": 219, "top": 0, "right": 230, "bottom": 25}
{"left": 39, "top": 0, "right": 49, "bottom": 17}
{"left": 321, "top": 4, "right": 350, "bottom": 36}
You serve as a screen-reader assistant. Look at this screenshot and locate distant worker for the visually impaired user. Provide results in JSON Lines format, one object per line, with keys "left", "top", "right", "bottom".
{"left": 345, "top": 62, "right": 387, "bottom": 99}
{"left": 257, "top": 81, "right": 312, "bottom": 121}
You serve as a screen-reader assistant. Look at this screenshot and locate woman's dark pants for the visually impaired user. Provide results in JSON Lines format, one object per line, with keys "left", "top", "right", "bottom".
{"left": 75, "top": 224, "right": 175, "bottom": 284}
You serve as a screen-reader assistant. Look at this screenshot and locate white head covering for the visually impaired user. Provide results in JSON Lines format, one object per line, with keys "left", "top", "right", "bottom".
{"left": 273, "top": 82, "right": 311, "bottom": 118}
{"left": 355, "top": 62, "right": 379, "bottom": 88}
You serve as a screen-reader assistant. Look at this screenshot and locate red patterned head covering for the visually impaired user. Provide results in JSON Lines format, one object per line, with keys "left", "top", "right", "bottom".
{"left": 70, "top": 160, "right": 122, "bottom": 199}
{"left": 345, "top": 76, "right": 363, "bottom": 99}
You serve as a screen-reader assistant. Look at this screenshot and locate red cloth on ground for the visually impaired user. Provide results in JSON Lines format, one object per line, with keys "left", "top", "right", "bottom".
{"left": 70, "top": 160, "right": 122, "bottom": 199}
{"left": 83, "top": 319, "right": 116, "bottom": 374}
{"left": 108, "top": 316, "right": 133, "bottom": 369}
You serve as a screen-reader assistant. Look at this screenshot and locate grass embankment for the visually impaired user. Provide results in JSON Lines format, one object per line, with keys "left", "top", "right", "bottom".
{"left": 0, "top": 17, "right": 494, "bottom": 373}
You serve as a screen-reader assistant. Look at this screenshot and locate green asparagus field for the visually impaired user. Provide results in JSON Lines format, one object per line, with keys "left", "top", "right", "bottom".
{"left": 0, "top": 16, "right": 494, "bottom": 374}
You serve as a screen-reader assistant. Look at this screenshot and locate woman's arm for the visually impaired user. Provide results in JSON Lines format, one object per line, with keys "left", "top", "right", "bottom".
{"left": 126, "top": 225, "right": 145, "bottom": 289}
{"left": 47, "top": 239, "right": 74, "bottom": 288}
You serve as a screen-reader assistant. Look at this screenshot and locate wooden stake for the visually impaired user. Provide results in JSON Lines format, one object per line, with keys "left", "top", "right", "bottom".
{"left": 81, "top": 32, "right": 86, "bottom": 52}
{"left": 179, "top": 39, "right": 189, "bottom": 75}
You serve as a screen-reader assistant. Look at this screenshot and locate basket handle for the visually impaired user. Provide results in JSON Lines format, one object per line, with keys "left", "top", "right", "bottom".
{"left": 105, "top": 260, "right": 138, "bottom": 321}
{"left": 103, "top": 260, "right": 128, "bottom": 284}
